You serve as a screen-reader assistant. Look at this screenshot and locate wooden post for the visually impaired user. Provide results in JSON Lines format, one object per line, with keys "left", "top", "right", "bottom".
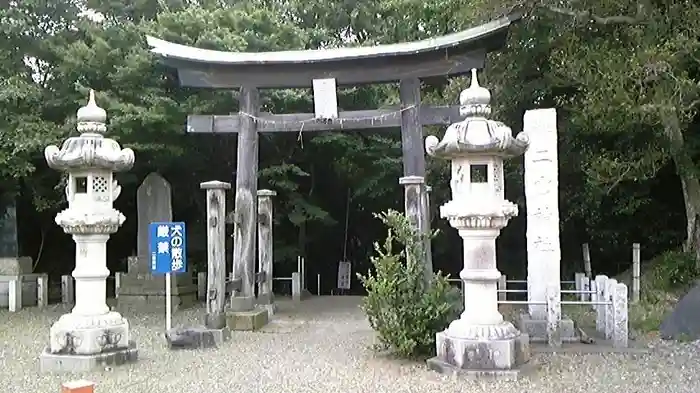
{"left": 399, "top": 78, "right": 426, "bottom": 177}
{"left": 632, "top": 243, "right": 641, "bottom": 303}
{"left": 61, "top": 274, "right": 74, "bottom": 305}
{"left": 201, "top": 180, "right": 231, "bottom": 329}
{"left": 8, "top": 277, "right": 21, "bottom": 312}
{"left": 582, "top": 243, "right": 592, "bottom": 278}
{"left": 399, "top": 176, "right": 431, "bottom": 283}
{"left": 37, "top": 273, "right": 48, "bottom": 308}
{"left": 257, "top": 189, "right": 276, "bottom": 305}
{"left": 231, "top": 86, "right": 259, "bottom": 312}
{"left": 399, "top": 78, "right": 432, "bottom": 282}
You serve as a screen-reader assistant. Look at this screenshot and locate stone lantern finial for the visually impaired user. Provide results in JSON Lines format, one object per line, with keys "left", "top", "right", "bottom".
{"left": 459, "top": 68, "right": 492, "bottom": 118}
{"left": 76, "top": 90, "right": 107, "bottom": 135}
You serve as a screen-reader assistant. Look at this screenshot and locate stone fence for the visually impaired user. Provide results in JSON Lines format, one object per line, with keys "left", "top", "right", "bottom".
{"left": 449, "top": 274, "right": 629, "bottom": 348}
{"left": 495, "top": 275, "right": 628, "bottom": 348}
{"left": 3, "top": 274, "right": 49, "bottom": 312}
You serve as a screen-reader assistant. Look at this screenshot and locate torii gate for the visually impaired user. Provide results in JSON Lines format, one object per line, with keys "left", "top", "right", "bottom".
{"left": 146, "top": 11, "right": 522, "bottom": 319}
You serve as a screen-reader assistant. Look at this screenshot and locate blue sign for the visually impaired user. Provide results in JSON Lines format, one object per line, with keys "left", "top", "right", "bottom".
{"left": 149, "top": 222, "right": 187, "bottom": 274}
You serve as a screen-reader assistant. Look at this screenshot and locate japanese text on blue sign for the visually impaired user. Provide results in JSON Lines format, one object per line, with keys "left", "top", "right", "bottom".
{"left": 149, "top": 222, "right": 187, "bottom": 274}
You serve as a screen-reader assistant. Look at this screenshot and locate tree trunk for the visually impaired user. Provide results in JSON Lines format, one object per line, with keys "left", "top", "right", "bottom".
{"left": 662, "top": 112, "right": 700, "bottom": 269}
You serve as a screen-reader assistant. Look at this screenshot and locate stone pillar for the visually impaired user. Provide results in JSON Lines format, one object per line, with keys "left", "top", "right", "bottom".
{"left": 425, "top": 69, "right": 531, "bottom": 379}
{"left": 451, "top": 227, "right": 506, "bottom": 327}
{"left": 519, "top": 108, "right": 576, "bottom": 343}
{"left": 257, "top": 189, "right": 276, "bottom": 316}
{"left": 612, "top": 282, "right": 629, "bottom": 348}
{"left": 399, "top": 176, "right": 432, "bottom": 283}
{"left": 200, "top": 181, "right": 231, "bottom": 330}
{"left": 595, "top": 275, "right": 608, "bottom": 333}
{"left": 39, "top": 90, "right": 137, "bottom": 373}
{"left": 71, "top": 234, "right": 110, "bottom": 316}
{"left": 61, "top": 275, "right": 74, "bottom": 305}
{"left": 37, "top": 273, "right": 48, "bottom": 308}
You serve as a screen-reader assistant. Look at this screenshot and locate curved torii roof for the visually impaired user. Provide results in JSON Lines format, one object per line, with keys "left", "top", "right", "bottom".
{"left": 147, "top": 11, "right": 522, "bottom": 88}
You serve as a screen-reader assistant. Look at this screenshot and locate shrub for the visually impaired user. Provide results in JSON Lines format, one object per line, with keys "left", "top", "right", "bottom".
{"left": 645, "top": 250, "right": 699, "bottom": 296}
{"left": 357, "top": 209, "right": 461, "bottom": 358}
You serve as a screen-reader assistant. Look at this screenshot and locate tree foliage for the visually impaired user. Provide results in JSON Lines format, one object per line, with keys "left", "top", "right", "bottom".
{"left": 0, "top": 0, "right": 698, "bottom": 282}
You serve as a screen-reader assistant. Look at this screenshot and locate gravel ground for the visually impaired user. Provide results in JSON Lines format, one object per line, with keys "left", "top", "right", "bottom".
{"left": 1, "top": 296, "right": 699, "bottom": 393}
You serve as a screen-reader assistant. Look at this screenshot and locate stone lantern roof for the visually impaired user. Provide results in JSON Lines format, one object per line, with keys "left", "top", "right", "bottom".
{"left": 425, "top": 68, "right": 529, "bottom": 159}
{"left": 45, "top": 90, "right": 135, "bottom": 172}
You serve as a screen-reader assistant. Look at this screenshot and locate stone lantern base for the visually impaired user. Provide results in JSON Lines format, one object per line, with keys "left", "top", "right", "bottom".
{"left": 39, "top": 312, "right": 138, "bottom": 373}
{"left": 427, "top": 329, "right": 532, "bottom": 380}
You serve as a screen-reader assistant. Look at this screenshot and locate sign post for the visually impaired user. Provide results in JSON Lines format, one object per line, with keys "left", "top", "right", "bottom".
{"left": 149, "top": 222, "right": 187, "bottom": 332}
{"left": 337, "top": 260, "right": 351, "bottom": 295}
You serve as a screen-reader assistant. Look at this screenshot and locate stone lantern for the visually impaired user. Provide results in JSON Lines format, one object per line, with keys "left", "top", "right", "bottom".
{"left": 425, "top": 69, "right": 531, "bottom": 378}
{"left": 39, "top": 91, "right": 138, "bottom": 373}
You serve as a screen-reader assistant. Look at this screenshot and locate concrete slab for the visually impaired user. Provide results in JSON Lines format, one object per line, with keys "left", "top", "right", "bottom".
{"left": 39, "top": 341, "right": 138, "bottom": 373}
{"left": 519, "top": 313, "right": 578, "bottom": 343}
{"left": 426, "top": 357, "right": 536, "bottom": 381}
{"left": 165, "top": 327, "right": 230, "bottom": 350}
{"left": 227, "top": 307, "right": 268, "bottom": 331}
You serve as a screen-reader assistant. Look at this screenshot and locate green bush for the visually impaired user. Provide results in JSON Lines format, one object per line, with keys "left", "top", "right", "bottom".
{"left": 357, "top": 209, "right": 461, "bottom": 358}
{"left": 647, "top": 250, "right": 699, "bottom": 293}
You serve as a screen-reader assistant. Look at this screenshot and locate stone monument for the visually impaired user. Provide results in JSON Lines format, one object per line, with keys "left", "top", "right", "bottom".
{"left": 518, "top": 108, "right": 576, "bottom": 342}
{"left": 39, "top": 90, "right": 138, "bottom": 372}
{"left": 0, "top": 200, "right": 39, "bottom": 308}
{"left": 425, "top": 69, "right": 531, "bottom": 379}
{"left": 117, "top": 173, "right": 197, "bottom": 309}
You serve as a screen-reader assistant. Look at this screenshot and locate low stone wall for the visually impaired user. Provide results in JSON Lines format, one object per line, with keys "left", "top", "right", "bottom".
{"left": 0, "top": 273, "right": 48, "bottom": 310}
{"left": 0, "top": 275, "right": 38, "bottom": 307}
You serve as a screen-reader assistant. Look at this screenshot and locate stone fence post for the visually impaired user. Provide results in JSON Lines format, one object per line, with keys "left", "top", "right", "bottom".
{"left": 291, "top": 272, "right": 301, "bottom": 301}
{"left": 612, "top": 282, "right": 629, "bottom": 348}
{"left": 574, "top": 272, "right": 585, "bottom": 301}
{"left": 61, "top": 274, "right": 74, "bottom": 305}
{"left": 604, "top": 278, "right": 618, "bottom": 340}
{"left": 37, "top": 273, "right": 48, "bottom": 308}
{"left": 8, "top": 276, "right": 22, "bottom": 312}
{"left": 594, "top": 275, "right": 608, "bottom": 332}
{"left": 546, "top": 283, "right": 562, "bottom": 347}
{"left": 498, "top": 274, "right": 507, "bottom": 301}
